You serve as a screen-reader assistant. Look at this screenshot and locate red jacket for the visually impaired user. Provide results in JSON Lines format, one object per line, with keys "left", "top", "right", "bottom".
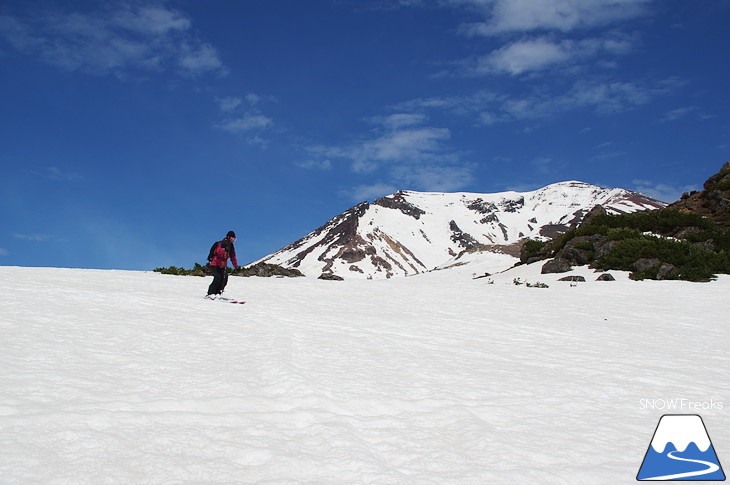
{"left": 208, "top": 238, "right": 238, "bottom": 268}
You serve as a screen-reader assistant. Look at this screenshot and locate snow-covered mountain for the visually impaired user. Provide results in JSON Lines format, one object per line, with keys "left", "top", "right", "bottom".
{"left": 258, "top": 181, "right": 666, "bottom": 279}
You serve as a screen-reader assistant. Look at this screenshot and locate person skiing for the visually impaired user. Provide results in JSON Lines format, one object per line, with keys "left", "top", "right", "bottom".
{"left": 206, "top": 231, "right": 239, "bottom": 299}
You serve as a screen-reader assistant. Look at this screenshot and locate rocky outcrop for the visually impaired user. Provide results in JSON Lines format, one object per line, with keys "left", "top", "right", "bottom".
{"left": 318, "top": 273, "right": 344, "bottom": 281}
{"left": 669, "top": 161, "right": 730, "bottom": 227}
{"left": 374, "top": 192, "right": 426, "bottom": 219}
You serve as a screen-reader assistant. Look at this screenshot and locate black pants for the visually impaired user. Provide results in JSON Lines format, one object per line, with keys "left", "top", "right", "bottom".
{"left": 207, "top": 266, "right": 228, "bottom": 295}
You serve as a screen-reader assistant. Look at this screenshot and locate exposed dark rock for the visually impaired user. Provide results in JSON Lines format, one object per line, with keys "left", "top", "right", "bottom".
{"left": 499, "top": 196, "right": 524, "bottom": 213}
{"left": 668, "top": 161, "right": 730, "bottom": 227}
{"left": 596, "top": 273, "right": 615, "bottom": 281}
{"left": 594, "top": 240, "right": 617, "bottom": 259}
{"left": 633, "top": 258, "right": 661, "bottom": 273}
{"left": 467, "top": 198, "right": 498, "bottom": 215}
{"left": 466, "top": 199, "right": 501, "bottom": 223}
{"left": 566, "top": 209, "right": 588, "bottom": 227}
{"left": 558, "top": 275, "right": 586, "bottom": 282}
{"left": 558, "top": 247, "right": 590, "bottom": 265}
{"left": 374, "top": 192, "right": 426, "bottom": 219}
{"left": 582, "top": 205, "right": 608, "bottom": 225}
{"left": 695, "top": 240, "right": 715, "bottom": 251}
{"left": 449, "top": 221, "right": 480, "bottom": 249}
{"left": 318, "top": 273, "right": 344, "bottom": 281}
{"left": 656, "top": 263, "right": 678, "bottom": 280}
{"left": 541, "top": 258, "right": 572, "bottom": 274}
{"left": 539, "top": 223, "right": 570, "bottom": 239}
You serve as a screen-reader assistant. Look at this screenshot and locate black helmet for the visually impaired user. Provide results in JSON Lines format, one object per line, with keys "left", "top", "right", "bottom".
{"left": 226, "top": 231, "right": 236, "bottom": 238}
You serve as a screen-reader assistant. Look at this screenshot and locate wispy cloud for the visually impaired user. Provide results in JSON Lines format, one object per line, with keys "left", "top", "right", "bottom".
{"left": 295, "top": 159, "right": 332, "bottom": 171}
{"left": 632, "top": 179, "right": 698, "bottom": 203}
{"left": 456, "top": 0, "right": 651, "bottom": 36}
{"left": 0, "top": 2, "right": 226, "bottom": 78}
{"left": 215, "top": 93, "right": 276, "bottom": 145}
{"left": 308, "top": 115, "right": 475, "bottom": 199}
{"left": 348, "top": 182, "right": 399, "bottom": 202}
{"left": 32, "top": 166, "right": 85, "bottom": 181}
{"left": 658, "top": 105, "right": 714, "bottom": 123}
{"left": 217, "top": 114, "right": 273, "bottom": 133}
{"left": 398, "top": 76, "right": 681, "bottom": 125}
{"left": 13, "top": 233, "right": 67, "bottom": 243}
{"left": 0, "top": 248, "right": 8, "bottom": 257}
{"left": 309, "top": 126, "right": 453, "bottom": 174}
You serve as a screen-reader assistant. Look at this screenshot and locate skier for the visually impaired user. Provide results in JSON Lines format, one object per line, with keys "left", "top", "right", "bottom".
{"left": 206, "top": 231, "right": 239, "bottom": 299}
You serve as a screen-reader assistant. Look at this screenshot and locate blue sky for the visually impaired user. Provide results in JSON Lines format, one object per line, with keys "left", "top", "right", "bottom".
{"left": 1, "top": 0, "right": 729, "bottom": 270}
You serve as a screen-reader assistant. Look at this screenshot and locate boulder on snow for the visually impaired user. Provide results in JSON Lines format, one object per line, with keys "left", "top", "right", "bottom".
{"left": 541, "top": 258, "right": 572, "bottom": 274}
{"left": 633, "top": 258, "right": 661, "bottom": 273}
{"left": 596, "top": 273, "right": 616, "bottom": 281}
{"left": 656, "top": 263, "right": 678, "bottom": 280}
{"left": 558, "top": 275, "right": 586, "bottom": 282}
{"left": 319, "top": 273, "right": 344, "bottom": 281}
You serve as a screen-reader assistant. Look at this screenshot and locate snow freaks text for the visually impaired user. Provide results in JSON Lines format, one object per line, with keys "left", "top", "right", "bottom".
{"left": 640, "top": 398, "right": 724, "bottom": 411}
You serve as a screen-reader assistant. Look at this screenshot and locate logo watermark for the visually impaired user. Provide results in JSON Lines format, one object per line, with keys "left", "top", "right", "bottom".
{"left": 637, "top": 414, "right": 725, "bottom": 481}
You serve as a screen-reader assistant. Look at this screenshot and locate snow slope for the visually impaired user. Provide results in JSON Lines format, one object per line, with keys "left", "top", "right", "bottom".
{"left": 1, "top": 266, "right": 728, "bottom": 484}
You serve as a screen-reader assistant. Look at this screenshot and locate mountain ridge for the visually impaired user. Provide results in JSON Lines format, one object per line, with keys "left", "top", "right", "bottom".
{"left": 257, "top": 181, "right": 666, "bottom": 279}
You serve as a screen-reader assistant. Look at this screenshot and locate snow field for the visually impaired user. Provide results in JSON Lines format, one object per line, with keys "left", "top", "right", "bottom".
{"left": 1, "top": 265, "right": 728, "bottom": 483}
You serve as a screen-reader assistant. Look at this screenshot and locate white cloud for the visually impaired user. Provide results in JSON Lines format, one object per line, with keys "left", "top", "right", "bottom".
{"left": 0, "top": 3, "right": 225, "bottom": 78}
{"left": 309, "top": 127, "right": 453, "bottom": 172}
{"left": 310, "top": 121, "right": 475, "bottom": 199}
{"left": 33, "top": 166, "right": 85, "bottom": 181}
{"left": 470, "top": 35, "right": 635, "bottom": 76}
{"left": 477, "top": 37, "right": 574, "bottom": 75}
{"left": 366, "top": 128, "right": 451, "bottom": 164}
{"left": 457, "top": 0, "right": 651, "bottom": 36}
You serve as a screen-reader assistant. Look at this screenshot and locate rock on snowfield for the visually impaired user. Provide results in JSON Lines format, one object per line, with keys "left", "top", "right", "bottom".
{"left": 1, "top": 265, "right": 728, "bottom": 484}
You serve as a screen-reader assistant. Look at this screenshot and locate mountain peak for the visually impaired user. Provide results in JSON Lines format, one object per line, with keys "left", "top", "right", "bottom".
{"left": 257, "top": 181, "right": 665, "bottom": 279}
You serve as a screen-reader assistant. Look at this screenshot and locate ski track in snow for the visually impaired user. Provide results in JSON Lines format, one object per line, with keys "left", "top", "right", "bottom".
{"left": 0, "top": 266, "right": 728, "bottom": 484}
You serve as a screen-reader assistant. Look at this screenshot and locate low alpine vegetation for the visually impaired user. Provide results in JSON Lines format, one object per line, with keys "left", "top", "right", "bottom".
{"left": 522, "top": 209, "right": 730, "bottom": 282}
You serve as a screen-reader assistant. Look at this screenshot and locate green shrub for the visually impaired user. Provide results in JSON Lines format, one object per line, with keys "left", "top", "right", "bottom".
{"left": 522, "top": 239, "right": 549, "bottom": 260}
{"left": 607, "top": 227, "right": 642, "bottom": 241}
{"left": 154, "top": 263, "right": 209, "bottom": 276}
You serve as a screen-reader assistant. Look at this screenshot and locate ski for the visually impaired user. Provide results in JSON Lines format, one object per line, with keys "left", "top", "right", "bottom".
{"left": 220, "top": 297, "right": 246, "bottom": 305}
{"left": 204, "top": 296, "right": 246, "bottom": 304}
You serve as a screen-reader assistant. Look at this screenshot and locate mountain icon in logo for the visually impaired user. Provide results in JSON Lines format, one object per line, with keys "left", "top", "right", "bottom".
{"left": 637, "top": 414, "right": 725, "bottom": 481}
